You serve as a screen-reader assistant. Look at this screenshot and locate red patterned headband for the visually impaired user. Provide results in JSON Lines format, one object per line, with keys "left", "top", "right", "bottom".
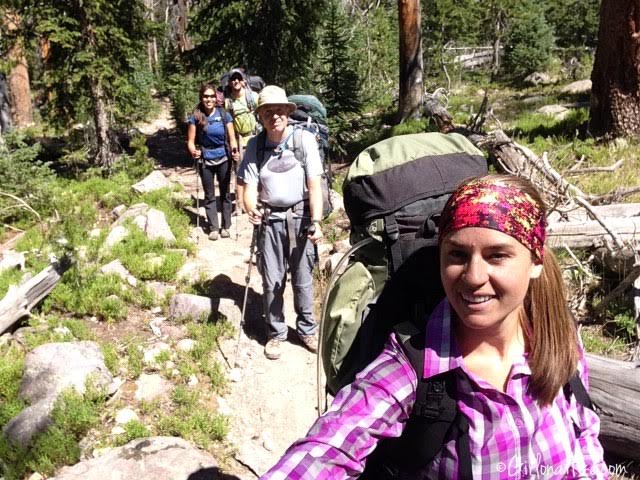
{"left": 439, "top": 179, "right": 546, "bottom": 263}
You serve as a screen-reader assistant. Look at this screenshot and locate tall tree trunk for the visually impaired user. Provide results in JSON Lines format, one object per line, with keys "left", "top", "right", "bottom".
{"left": 491, "top": 6, "right": 504, "bottom": 80}
{"left": 589, "top": 0, "right": 640, "bottom": 138}
{"left": 5, "top": 12, "right": 33, "bottom": 128}
{"left": 397, "top": 0, "right": 423, "bottom": 122}
{"left": 90, "top": 79, "right": 115, "bottom": 169}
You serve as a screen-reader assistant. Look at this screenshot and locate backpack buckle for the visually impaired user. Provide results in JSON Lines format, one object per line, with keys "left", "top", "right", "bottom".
{"left": 384, "top": 215, "right": 399, "bottom": 241}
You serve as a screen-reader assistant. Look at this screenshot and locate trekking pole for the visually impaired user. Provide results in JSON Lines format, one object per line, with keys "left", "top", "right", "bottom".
{"left": 235, "top": 137, "right": 243, "bottom": 242}
{"left": 193, "top": 153, "right": 202, "bottom": 243}
{"left": 233, "top": 206, "right": 269, "bottom": 366}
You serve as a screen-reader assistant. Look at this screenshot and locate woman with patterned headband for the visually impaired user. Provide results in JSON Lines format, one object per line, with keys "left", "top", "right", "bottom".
{"left": 261, "top": 174, "right": 608, "bottom": 479}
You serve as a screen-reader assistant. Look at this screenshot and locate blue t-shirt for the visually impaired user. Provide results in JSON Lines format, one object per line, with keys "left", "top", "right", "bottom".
{"left": 188, "top": 108, "right": 233, "bottom": 159}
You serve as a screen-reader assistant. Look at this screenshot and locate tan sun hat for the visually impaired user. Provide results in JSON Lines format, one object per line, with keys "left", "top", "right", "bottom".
{"left": 256, "top": 85, "right": 297, "bottom": 114}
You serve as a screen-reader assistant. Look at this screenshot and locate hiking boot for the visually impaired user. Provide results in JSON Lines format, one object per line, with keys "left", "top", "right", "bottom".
{"left": 298, "top": 333, "right": 318, "bottom": 354}
{"left": 264, "top": 338, "right": 283, "bottom": 360}
{"left": 220, "top": 229, "right": 230, "bottom": 238}
{"left": 208, "top": 231, "right": 219, "bottom": 241}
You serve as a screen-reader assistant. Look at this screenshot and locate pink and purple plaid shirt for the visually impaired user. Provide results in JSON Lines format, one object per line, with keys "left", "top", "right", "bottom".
{"left": 261, "top": 300, "right": 608, "bottom": 479}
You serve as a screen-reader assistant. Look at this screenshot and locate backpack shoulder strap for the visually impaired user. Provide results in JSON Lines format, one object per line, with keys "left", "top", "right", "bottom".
{"left": 224, "top": 97, "right": 232, "bottom": 112}
{"left": 246, "top": 89, "right": 257, "bottom": 111}
{"left": 291, "top": 126, "right": 306, "bottom": 170}
{"left": 256, "top": 131, "right": 267, "bottom": 171}
{"left": 392, "top": 320, "right": 473, "bottom": 480}
{"left": 564, "top": 371, "right": 593, "bottom": 410}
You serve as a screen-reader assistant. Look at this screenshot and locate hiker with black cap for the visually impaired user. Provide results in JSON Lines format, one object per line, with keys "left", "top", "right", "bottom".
{"left": 187, "top": 83, "right": 239, "bottom": 240}
{"left": 224, "top": 68, "right": 259, "bottom": 215}
{"left": 261, "top": 174, "right": 607, "bottom": 478}
{"left": 237, "top": 85, "right": 324, "bottom": 360}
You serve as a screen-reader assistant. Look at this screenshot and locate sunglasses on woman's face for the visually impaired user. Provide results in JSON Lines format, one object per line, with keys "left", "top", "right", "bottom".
{"left": 202, "top": 94, "right": 216, "bottom": 99}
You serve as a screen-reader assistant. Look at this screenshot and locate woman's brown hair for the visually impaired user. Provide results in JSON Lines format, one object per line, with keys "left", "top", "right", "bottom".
{"left": 192, "top": 83, "right": 219, "bottom": 131}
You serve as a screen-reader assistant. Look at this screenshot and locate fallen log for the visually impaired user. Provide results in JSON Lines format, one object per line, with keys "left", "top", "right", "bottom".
{"left": 0, "top": 255, "right": 73, "bottom": 334}
{"left": 586, "top": 353, "right": 640, "bottom": 461}
{"left": 546, "top": 216, "right": 640, "bottom": 249}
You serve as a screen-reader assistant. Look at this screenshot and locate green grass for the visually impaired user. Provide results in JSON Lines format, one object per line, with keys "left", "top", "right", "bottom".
{"left": 126, "top": 340, "right": 144, "bottom": 379}
{"left": 113, "top": 420, "right": 151, "bottom": 446}
{"left": 0, "top": 345, "right": 26, "bottom": 428}
{"left": 0, "top": 268, "right": 24, "bottom": 299}
{"left": 107, "top": 226, "right": 185, "bottom": 282}
{"left": 101, "top": 343, "right": 120, "bottom": 375}
{"left": 157, "top": 409, "right": 228, "bottom": 448}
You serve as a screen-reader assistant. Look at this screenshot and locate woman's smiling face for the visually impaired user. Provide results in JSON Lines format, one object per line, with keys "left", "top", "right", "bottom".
{"left": 440, "top": 227, "right": 543, "bottom": 334}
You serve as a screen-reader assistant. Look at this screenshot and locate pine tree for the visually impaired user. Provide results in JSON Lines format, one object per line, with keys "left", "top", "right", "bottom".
{"left": 188, "top": 0, "right": 328, "bottom": 91}
{"left": 319, "top": 0, "right": 361, "bottom": 116}
{"left": 5, "top": 0, "right": 155, "bottom": 169}
{"left": 503, "top": 0, "right": 554, "bottom": 80}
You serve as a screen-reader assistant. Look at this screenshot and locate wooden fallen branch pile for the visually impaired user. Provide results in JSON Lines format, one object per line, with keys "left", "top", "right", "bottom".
{"left": 0, "top": 255, "right": 73, "bottom": 334}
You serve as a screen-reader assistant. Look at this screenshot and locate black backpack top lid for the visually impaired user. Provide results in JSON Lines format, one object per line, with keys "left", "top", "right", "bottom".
{"left": 343, "top": 132, "right": 487, "bottom": 227}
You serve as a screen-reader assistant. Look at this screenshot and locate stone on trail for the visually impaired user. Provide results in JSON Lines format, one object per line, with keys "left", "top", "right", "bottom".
{"left": 131, "top": 170, "right": 174, "bottom": 194}
{"left": 49, "top": 437, "right": 217, "bottom": 480}
{"left": 145, "top": 208, "right": 176, "bottom": 244}
{"left": 168, "top": 293, "right": 240, "bottom": 324}
{"left": 134, "top": 373, "right": 172, "bottom": 402}
{"left": 104, "top": 225, "right": 128, "bottom": 248}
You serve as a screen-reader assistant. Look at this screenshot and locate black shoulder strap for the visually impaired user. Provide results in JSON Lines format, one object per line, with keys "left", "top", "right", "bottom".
{"left": 564, "top": 371, "right": 593, "bottom": 410}
{"left": 395, "top": 324, "right": 473, "bottom": 480}
{"left": 256, "top": 131, "right": 267, "bottom": 171}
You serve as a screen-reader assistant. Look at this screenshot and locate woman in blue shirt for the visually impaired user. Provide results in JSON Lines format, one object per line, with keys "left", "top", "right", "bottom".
{"left": 187, "top": 83, "right": 239, "bottom": 240}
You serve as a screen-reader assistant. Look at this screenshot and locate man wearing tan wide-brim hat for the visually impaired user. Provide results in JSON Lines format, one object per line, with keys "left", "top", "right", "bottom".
{"left": 237, "top": 85, "right": 323, "bottom": 360}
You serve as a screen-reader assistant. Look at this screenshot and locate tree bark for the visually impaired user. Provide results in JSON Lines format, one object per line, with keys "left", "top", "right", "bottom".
{"left": 397, "top": 0, "right": 423, "bottom": 122}
{"left": 4, "top": 12, "right": 33, "bottom": 128}
{"left": 586, "top": 353, "right": 640, "bottom": 461}
{"left": 589, "top": 0, "right": 640, "bottom": 138}
{"left": 0, "top": 256, "right": 72, "bottom": 334}
{"left": 90, "top": 79, "right": 116, "bottom": 169}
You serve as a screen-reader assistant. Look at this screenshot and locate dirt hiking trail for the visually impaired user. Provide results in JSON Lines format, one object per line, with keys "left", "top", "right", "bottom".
{"left": 142, "top": 98, "right": 319, "bottom": 478}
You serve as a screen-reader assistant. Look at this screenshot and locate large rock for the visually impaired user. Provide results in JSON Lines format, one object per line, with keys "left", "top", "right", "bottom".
{"left": 561, "top": 79, "right": 591, "bottom": 95}
{"left": 50, "top": 437, "right": 217, "bottom": 479}
{"left": 134, "top": 373, "right": 172, "bottom": 402}
{"left": 0, "top": 250, "right": 25, "bottom": 273}
{"left": 131, "top": 170, "right": 174, "bottom": 194}
{"left": 536, "top": 104, "right": 569, "bottom": 120}
{"left": 168, "top": 293, "right": 240, "bottom": 324}
{"left": 145, "top": 208, "right": 176, "bottom": 244}
{"left": 19, "top": 342, "right": 112, "bottom": 405}
{"left": 524, "top": 72, "right": 553, "bottom": 86}
{"left": 3, "top": 342, "right": 112, "bottom": 447}
{"left": 168, "top": 294, "right": 212, "bottom": 322}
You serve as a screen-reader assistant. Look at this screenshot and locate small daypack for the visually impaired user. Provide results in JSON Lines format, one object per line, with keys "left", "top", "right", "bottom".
{"left": 287, "top": 94, "right": 333, "bottom": 218}
{"left": 255, "top": 126, "right": 333, "bottom": 218}
{"left": 319, "top": 132, "right": 488, "bottom": 397}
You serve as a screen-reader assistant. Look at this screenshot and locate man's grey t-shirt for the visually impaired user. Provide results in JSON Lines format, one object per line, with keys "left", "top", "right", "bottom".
{"left": 238, "top": 127, "right": 322, "bottom": 219}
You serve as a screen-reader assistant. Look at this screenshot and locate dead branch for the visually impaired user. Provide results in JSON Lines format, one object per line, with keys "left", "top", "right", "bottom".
{"left": 591, "top": 263, "right": 640, "bottom": 318}
{"left": 565, "top": 159, "right": 624, "bottom": 176}
{"left": 592, "top": 186, "right": 640, "bottom": 205}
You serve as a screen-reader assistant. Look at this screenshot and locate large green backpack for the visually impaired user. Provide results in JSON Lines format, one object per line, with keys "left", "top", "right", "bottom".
{"left": 318, "top": 132, "right": 488, "bottom": 398}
